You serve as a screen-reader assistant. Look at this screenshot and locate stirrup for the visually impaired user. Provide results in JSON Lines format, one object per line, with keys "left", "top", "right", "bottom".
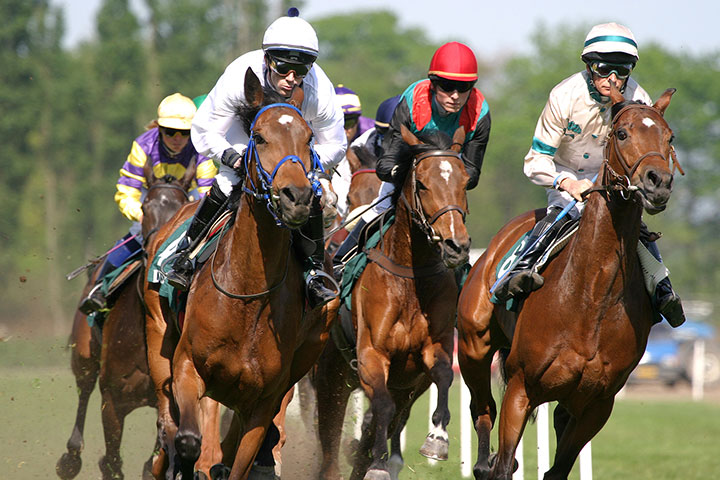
{"left": 305, "top": 270, "right": 339, "bottom": 309}
{"left": 494, "top": 271, "right": 544, "bottom": 302}
{"left": 78, "top": 284, "right": 107, "bottom": 315}
{"left": 659, "top": 292, "right": 685, "bottom": 328}
{"left": 165, "top": 255, "right": 194, "bottom": 291}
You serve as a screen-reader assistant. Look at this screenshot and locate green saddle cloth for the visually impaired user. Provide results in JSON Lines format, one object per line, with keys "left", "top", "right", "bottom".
{"left": 489, "top": 231, "right": 531, "bottom": 311}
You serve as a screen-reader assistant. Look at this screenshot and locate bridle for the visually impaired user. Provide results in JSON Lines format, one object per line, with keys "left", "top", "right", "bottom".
{"left": 241, "top": 102, "right": 324, "bottom": 227}
{"left": 400, "top": 149, "right": 468, "bottom": 244}
{"left": 584, "top": 103, "right": 682, "bottom": 202}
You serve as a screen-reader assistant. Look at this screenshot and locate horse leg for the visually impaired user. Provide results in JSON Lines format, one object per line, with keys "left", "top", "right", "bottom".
{"left": 490, "top": 375, "right": 532, "bottom": 480}
{"left": 144, "top": 291, "right": 179, "bottom": 480}
{"left": 56, "top": 311, "right": 100, "bottom": 480}
{"left": 172, "top": 345, "right": 207, "bottom": 479}
{"left": 386, "top": 384, "right": 424, "bottom": 480}
{"left": 316, "top": 339, "right": 357, "bottom": 480}
{"left": 195, "top": 397, "right": 224, "bottom": 478}
{"left": 226, "top": 406, "right": 279, "bottom": 480}
{"left": 98, "top": 385, "right": 127, "bottom": 480}
{"left": 543, "top": 398, "right": 614, "bottom": 480}
{"left": 419, "top": 345, "right": 454, "bottom": 461}
{"left": 268, "top": 387, "right": 294, "bottom": 477}
{"left": 356, "top": 350, "right": 394, "bottom": 480}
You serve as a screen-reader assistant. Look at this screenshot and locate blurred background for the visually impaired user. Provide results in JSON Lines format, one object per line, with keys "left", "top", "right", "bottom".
{"left": 1, "top": 0, "right": 718, "bottom": 338}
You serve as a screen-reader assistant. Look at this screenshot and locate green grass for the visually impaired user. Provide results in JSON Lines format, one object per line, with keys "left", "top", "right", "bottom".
{"left": 2, "top": 337, "right": 719, "bottom": 479}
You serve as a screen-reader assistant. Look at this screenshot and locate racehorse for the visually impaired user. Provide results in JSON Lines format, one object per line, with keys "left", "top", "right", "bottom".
{"left": 457, "top": 86, "right": 681, "bottom": 480}
{"left": 144, "top": 67, "right": 340, "bottom": 480}
{"left": 315, "top": 125, "right": 471, "bottom": 480}
{"left": 56, "top": 159, "right": 196, "bottom": 480}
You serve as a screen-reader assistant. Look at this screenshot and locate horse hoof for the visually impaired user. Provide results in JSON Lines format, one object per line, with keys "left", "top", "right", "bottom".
{"left": 248, "top": 464, "right": 279, "bottom": 480}
{"left": 363, "top": 469, "right": 391, "bottom": 480}
{"left": 194, "top": 472, "right": 209, "bottom": 480}
{"left": 56, "top": 452, "right": 82, "bottom": 479}
{"left": 388, "top": 454, "right": 403, "bottom": 480}
{"left": 209, "top": 463, "right": 230, "bottom": 480}
{"left": 419, "top": 434, "right": 449, "bottom": 461}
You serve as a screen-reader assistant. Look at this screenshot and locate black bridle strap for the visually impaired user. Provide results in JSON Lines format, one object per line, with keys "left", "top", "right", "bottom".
{"left": 427, "top": 204, "right": 466, "bottom": 224}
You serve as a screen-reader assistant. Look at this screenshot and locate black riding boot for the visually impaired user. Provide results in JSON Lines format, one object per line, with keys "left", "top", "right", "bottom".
{"left": 295, "top": 200, "right": 338, "bottom": 309}
{"left": 78, "top": 259, "right": 115, "bottom": 315}
{"left": 332, "top": 218, "right": 368, "bottom": 280}
{"left": 493, "top": 208, "right": 570, "bottom": 302}
{"left": 640, "top": 232, "right": 685, "bottom": 327}
{"left": 165, "top": 183, "right": 228, "bottom": 291}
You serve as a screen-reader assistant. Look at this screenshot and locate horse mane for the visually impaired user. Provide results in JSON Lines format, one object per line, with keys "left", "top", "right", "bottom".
{"left": 352, "top": 145, "right": 379, "bottom": 169}
{"left": 611, "top": 99, "right": 646, "bottom": 120}
{"left": 407, "top": 129, "right": 454, "bottom": 157}
{"left": 234, "top": 85, "right": 288, "bottom": 135}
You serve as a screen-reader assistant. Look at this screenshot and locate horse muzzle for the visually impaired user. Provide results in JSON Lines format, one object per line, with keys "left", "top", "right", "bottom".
{"left": 439, "top": 236, "right": 471, "bottom": 269}
{"left": 276, "top": 185, "right": 312, "bottom": 228}
{"left": 638, "top": 167, "right": 673, "bottom": 215}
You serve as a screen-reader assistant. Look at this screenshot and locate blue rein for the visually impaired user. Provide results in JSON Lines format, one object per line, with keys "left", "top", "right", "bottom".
{"left": 242, "top": 102, "right": 324, "bottom": 226}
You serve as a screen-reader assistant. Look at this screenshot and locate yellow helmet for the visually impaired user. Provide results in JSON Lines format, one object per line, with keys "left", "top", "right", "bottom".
{"left": 157, "top": 93, "right": 196, "bottom": 130}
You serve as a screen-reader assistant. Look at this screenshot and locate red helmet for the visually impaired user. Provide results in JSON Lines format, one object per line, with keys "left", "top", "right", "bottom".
{"left": 428, "top": 42, "right": 478, "bottom": 82}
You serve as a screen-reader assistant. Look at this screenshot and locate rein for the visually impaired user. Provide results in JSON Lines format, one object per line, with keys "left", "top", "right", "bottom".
{"left": 241, "top": 102, "right": 324, "bottom": 227}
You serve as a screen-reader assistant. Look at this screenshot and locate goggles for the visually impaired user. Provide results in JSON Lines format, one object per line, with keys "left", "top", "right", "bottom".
{"left": 267, "top": 55, "right": 313, "bottom": 78}
{"left": 589, "top": 62, "right": 633, "bottom": 79}
{"left": 344, "top": 116, "right": 359, "bottom": 130}
{"left": 160, "top": 126, "right": 190, "bottom": 137}
{"left": 433, "top": 78, "right": 475, "bottom": 94}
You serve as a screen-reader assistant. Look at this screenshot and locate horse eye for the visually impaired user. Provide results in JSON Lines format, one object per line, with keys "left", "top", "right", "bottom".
{"left": 416, "top": 180, "right": 427, "bottom": 191}
{"left": 253, "top": 133, "right": 266, "bottom": 144}
{"left": 669, "top": 134, "right": 675, "bottom": 144}
{"left": 617, "top": 129, "right": 628, "bottom": 141}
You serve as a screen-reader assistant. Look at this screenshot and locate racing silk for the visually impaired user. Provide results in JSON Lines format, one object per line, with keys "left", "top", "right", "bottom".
{"left": 524, "top": 70, "right": 652, "bottom": 209}
{"left": 377, "top": 79, "right": 491, "bottom": 189}
{"left": 191, "top": 49, "right": 347, "bottom": 172}
{"left": 115, "top": 128, "right": 217, "bottom": 222}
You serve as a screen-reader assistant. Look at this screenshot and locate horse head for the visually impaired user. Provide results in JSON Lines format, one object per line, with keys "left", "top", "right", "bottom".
{"left": 239, "top": 67, "right": 316, "bottom": 228}
{"left": 141, "top": 158, "right": 193, "bottom": 240}
{"left": 400, "top": 125, "right": 471, "bottom": 268}
{"left": 346, "top": 145, "right": 381, "bottom": 213}
{"left": 607, "top": 83, "right": 680, "bottom": 214}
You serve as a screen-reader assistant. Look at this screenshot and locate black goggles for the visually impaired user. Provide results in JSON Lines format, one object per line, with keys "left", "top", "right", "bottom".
{"left": 267, "top": 56, "right": 313, "bottom": 77}
{"left": 344, "top": 116, "right": 359, "bottom": 129}
{"left": 160, "top": 126, "right": 190, "bottom": 137}
{"left": 433, "top": 78, "right": 475, "bottom": 94}
{"left": 589, "top": 62, "right": 633, "bottom": 79}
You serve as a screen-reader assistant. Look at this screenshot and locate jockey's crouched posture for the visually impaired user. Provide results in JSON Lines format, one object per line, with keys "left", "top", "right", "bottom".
{"left": 492, "top": 22, "right": 685, "bottom": 327}
{"left": 78, "top": 93, "right": 217, "bottom": 315}
{"left": 164, "top": 10, "right": 347, "bottom": 309}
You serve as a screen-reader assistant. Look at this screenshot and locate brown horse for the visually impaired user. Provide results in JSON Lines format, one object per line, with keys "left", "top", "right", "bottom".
{"left": 315, "top": 125, "right": 471, "bottom": 480}
{"left": 144, "top": 67, "right": 339, "bottom": 480}
{"left": 457, "top": 86, "right": 681, "bottom": 480}
{"left": 56, "top": 160, "right": 196, "bottom": 480}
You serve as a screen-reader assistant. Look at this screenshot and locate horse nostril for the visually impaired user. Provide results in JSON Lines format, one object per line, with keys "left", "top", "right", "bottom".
{"left": 279, "top": 185, "right": 312, "bottom": 207}
{"left": 647, "top": 170, "right": 661, "bottom": 188}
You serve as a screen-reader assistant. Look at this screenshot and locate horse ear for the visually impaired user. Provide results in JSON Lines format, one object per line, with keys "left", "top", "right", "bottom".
{"left": 608, "top": 81, "right": 625, "bottom": 105}
{"left": 179, "top": 155, "right": 198, "bottom": 191}
{"left": 244, "top": 67, "right": 264, "bottom": 108}
{"left": 653, "top": 88, "right": 676, "bottom": 116}
{"left": 451, "top": 126, "right": 466, "bottom": 153}
{"left": 143, "top": 156, "right": 157, "bottom": 186}
{"left": 400, "top": 124, "right": 420, "bottom": 146}
{"left": 288, "top": 86, "right": 304, "bottom": 108}
{"left": 346, "top": 146, "right": 363, "bottom": 173}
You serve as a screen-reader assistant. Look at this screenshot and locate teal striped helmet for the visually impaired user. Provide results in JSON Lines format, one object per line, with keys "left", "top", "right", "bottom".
{"left": 581, "top": 23, "right": 639, "bottom": 65}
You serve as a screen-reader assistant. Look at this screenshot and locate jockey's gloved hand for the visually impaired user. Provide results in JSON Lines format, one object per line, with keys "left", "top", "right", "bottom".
{"left": 221, "top": 148, "right": 243, "bottom": 168}
{"left": 390, "top": 165, "right": 400, "bottom": 181}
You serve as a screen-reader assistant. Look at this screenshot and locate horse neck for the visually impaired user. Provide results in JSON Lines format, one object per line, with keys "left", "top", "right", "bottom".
{"left": 225, "top": 196, "right": 292, "bottom": 272}
{"left": 569, "top": 189, "right": 644, "bottom": 282}
{"left": 386, "top": 190, "right": 437, "bottom": 265}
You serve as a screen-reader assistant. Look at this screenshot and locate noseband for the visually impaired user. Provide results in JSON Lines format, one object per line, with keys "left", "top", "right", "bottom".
{"left": 402, "top": 149, "right": 468, "bottom": 243}
{"left": 242, "top": 103, "right": 324, "bottom": 226}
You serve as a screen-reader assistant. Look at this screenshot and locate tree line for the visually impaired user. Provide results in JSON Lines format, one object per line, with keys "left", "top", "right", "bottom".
{"left": 2, "top": 0, "right": 719, "bottom": 336}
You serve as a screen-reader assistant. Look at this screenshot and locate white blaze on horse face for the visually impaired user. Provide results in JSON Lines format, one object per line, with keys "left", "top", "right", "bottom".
{"left": 278, "top": 114, "right": 294, "bottom": 125}
{"left": 642, "top": 117, "right": 656, "bottom": 128}
{"left": 439, "top": 160, "right": 453, "bottom": 183}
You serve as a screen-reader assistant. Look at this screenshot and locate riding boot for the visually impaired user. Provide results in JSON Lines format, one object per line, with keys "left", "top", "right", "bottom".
{"left": 165, "top": 182, "right": 228, "bottom": 291}
{"left": 332, "top": 218, "right": 367, "bottom": 281}
{"left": 494, "top": 208, "right": 570, "bottom": 302}
{"left": 640, "top": 230, "right": 685, "bottom": 327}
{"left": 77, "top": 259, "right": 115, "bottom": 315}
{"left": 294, "top": 200, "right": 338, "bottom": 309}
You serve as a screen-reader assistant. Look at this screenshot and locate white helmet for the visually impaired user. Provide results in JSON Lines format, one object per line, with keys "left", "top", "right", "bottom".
{"left": 581, "top": 22, "right": 639, "bottom": 64}
{"left": 262, "top": 8, "right": 318, "bottom": 63}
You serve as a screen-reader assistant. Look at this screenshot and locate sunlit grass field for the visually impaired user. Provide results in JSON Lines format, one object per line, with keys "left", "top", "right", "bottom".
{"left": 2, "top": 336, "right": 719, "bottom": 479}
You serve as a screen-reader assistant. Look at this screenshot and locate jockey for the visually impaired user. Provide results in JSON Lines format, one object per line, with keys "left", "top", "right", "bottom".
{"left": 78, "top": 93, "right": 217, "bottom": 314}
{"left": 334, "top": 84, "right": 374, "bottom": 146}
{"left": 492, "top": 22, "right": 685, "bottom": 327}
{"left": 331, "top": 93, "right": 401, "bottom": 220}
{"left": 164, "top": 8, "right": 346, "bottom": 309}
{"left": 333, "top": 41, "right": 491, "bottom": 266}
